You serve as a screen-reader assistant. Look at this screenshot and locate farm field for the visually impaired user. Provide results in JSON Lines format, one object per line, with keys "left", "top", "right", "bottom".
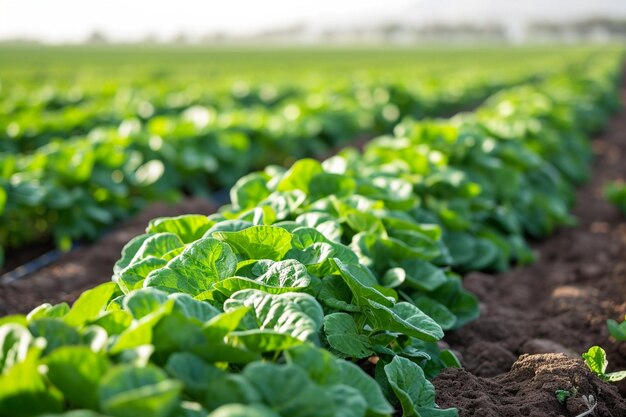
{"left": 0, "top": 45, "right": 608, "bottom": 267}
{"left": 0, "top": 45, "right": 625, "bottom": 417}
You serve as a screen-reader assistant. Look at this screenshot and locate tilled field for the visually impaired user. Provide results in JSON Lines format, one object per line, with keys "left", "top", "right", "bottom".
{"left": 434, "top": 79, "right": 626, "bottom": 416}
{"left": 0, "top": 50, "right": 625, "bottom": 417}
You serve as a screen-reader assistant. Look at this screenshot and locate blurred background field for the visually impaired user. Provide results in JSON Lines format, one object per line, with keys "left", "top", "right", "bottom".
{"left": 0, "top": 0, "right": 625, "bottom": 266}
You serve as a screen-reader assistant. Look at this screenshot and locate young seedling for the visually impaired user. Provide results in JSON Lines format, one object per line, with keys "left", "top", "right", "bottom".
{"left": 555, "top": 386, "right": 577, "bottom": 404}
{"left": 554, "top": 386, "right": 597, "bottom": 417}
{"left": 582, "top": 346, "right": 626, "bottom": 382}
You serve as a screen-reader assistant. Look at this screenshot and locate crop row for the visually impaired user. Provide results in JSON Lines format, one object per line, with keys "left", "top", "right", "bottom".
{"left": 0, "top": 50, "right": 596, "bottom": 267}
{"left": 0, "top": 51, "right": 622, "bottom": 417}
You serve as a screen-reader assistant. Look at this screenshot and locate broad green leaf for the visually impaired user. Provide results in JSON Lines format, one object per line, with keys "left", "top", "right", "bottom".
{"left": 130, "top": 233, "right": 185, "bottom": 265}
{"left": 212, "top": 225, "right": 292, "bottom": 261}
{"left": 0, "top": 315, "right": 27, "bottom": 327}
{"left": 205, "top": 220, "right": 253, "bottom": 234}
{"left": 208, "top": 404, "right": 280, "bottom": 417}
{"left": 275, "top": 159, "right": 323, "bottom": 193}
{"left": 318, "top": 275, "right": 361, "bottom": 313}
{"left": 583, "top": 346, "right": 608, "bottom": 376}
{"left": 337, "top": 360, "right": 395, "bottom": 416}
{"left": 117, "top": 257, "right": 168, "bottom": 293}
{"left": 309, "top": 173, "right": 357, "bottom": 200}
{"left": 253, "top": 259, "right": 310, "bottom": 287}
{"left": 0, "top": 346, "right": 63, "bottom": 417}
{"left": 115, "top": 345, "right": 155, "bottom": 368}
{"left": 243, "top": 362, "right": 336, "bottom": 417}
{"left": 151, "top": 311, "right": 260, "bottom": 365}
{"left": 0, "top": 324, "right": 32, "bottom": 374}
{"left": 45, "top": 346, "right": 111, "bottom": 409}
{"left": 398, "top": 260, "right": 448, "bottom": 291}
{"left": 288, "top": 227, "right": 359, "bottom": 274}
{"left": 81, "top": 325, "right": 109, "bottom": 352}
{"left": 230, "top": 172, "right": 271, "bottom": 210}
{"left": 26, "top": 303, "right": 70, "bottom": 321}
{"left": 208, "top": 277, "right": 304, "bottom": 300}
{"left": 295, "top": 212, "right": 343, "bottom": 242}
{"left": 144, "top": 237, "right": 237, "bottom": 295}
{"left": 123, "top": 288, "right": 169, "bottom": 320}
{"left": 169, "top": 293, "right": 220, "bottom": 322}
{"left": 203, "top": 374, "right": 261, "bottom": 411}
{"left": 209, "top": 259, "right": 312, "bottom": 298}
{"left": 28, "top": 319, "right": 81, "bottom": 355}
{"left": 109, "top": 303, "right": 173, "bottom": 354}
{"left": 384, "top": 356, "right": 435, "bottom": 417}
{"left": 114, "top": 234, "right": 152, "bottom": 275}
{"left": 367, "top": 301, "right": 444, "bottom": 342}
{"left": 606, "top": 370, "right": 626, "bottom": 382}
{"left": 89, "top": 311, "right": 133, "bottom": 336}
{"left": 224, "top": 290, "right": 324, "bottom": 342}
{"left": 412, "top": 297, "right": 457, "bottom": 330}
{"left": 331, "top": 258, "right": 394, "bottom": 307}
{"left": 323, "top": 313, "right": 373, "bottom": 359}
{"left": 430, "top": 277, "right": 479, "bottom": 329}
{"left": 38, "top": 411, "right": 109, "bottom": 417}
{"left": 258, "top": 190, "right": 306, "bottom": 221}
{"left": 64, "top": 282, "right": 117, "bottom": 327}
{"left": 98, "top": 365, "right": 182, "bottom": 417}
{"left": 202, "top": 307, "right": 250, "bottom": 340}
{"left": 382, "top": 268, "right": 406, "bottom": 288}
{"left": 227, "top": 329, "right": 306, "bottom": 352}
{"left": 328, "top": 385, "right": 368, "bottom": 417}
{"left": 382, "top": 216, "right": 442, "bottom": 241}
{"left": 151, "top": 313, "right": 209, "bottom": 359}
{"left": 165, "top": 352, "right": 224, "bottom": 398}
{"left": 0, "top": 187, "right": 6, "bottom": 215}
{"left": 284, "top": 345, "right": 342, "bottom": 385}
{"left": 147, "top": 215, "right": 214, "bottom": 243}
{"left": 232, "top": 206, "right": 277, "bottom": 225}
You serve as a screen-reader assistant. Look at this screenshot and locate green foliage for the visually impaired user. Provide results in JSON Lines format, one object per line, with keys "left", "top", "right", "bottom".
{"left": 582, "top": 346, "right": 626, "bottom": 382}
{"left": 0, "top": 46, "right": 623, "bottom": 417}
{"left": 555, "top": 388, "right": 576, "bottom": 404}
{"left": 607, "top": 315, "right": 626, "bottom": 341}
{"left": 4, "top": 46, "right": 600, "bottom": 261}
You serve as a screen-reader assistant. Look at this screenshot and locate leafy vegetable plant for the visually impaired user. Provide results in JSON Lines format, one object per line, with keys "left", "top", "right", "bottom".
{"left": 582, "top": 346, "right": 626, "bottom": 382}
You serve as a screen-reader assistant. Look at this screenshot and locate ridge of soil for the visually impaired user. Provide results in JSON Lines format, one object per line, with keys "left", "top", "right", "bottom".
{"left": 435, "top": 354, "right": 626, "bottom": 416}
{"left": 434, "top": 80, "right": 626, "bottom": 414}
{"left": 0, "top": 198, "right": 216, "bottom": 315}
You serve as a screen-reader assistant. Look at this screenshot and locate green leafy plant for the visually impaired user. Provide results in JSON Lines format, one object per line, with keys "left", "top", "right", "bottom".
{"left": 555, "top": 388, "right": 576, "bottom": 404}
{"left": 0, "top": 47, "right": 624, "bottom": 417}
{"left": 582, "top": 346, "right": 626, "bottom": 382}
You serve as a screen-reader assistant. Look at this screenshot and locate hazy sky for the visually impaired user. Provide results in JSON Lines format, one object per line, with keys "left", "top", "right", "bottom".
{"left": 2, "top": 0, "right": 626, "bottom": 43}
{"left": 0, "top": 0, "right": 414, "bottom": 42}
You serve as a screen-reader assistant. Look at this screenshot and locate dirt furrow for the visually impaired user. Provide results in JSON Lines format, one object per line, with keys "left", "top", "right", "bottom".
{"left": 434, "top": 76, "right": 626, "bottom": 416}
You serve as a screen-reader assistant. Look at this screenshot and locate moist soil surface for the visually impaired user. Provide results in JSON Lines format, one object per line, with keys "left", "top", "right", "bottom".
{"left": 434, "top": 83, "right": 626, "bottom": 414}
{"left": 1, "top": 89, "right": 626, "bottom": 416}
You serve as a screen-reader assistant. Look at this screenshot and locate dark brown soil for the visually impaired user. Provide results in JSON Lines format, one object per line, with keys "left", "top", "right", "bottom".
{"left": 434, "top": 84, "right": 626, "bottom": 413}
{"left": 435, "top": 354, "right": 626, "bottom": 416}
{"left": 0, "top": 198, "right": 216, "bottom": 315}
{"left": 0, "top": 239, "right": 55, "bottom": 276}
